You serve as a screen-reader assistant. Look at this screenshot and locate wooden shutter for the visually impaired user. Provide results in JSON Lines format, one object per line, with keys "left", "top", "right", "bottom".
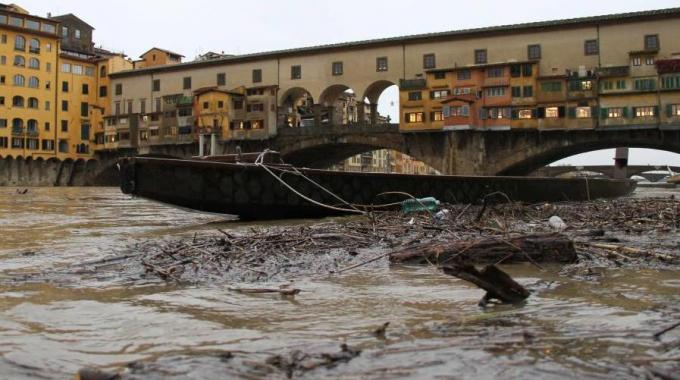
{"left": 667, "top": 104, "right": 674, "bottom": 117}
{"left": 511, "top": 109, "right": 518, "bottom": 119}
{"left": 567, "top": 107, "right": 576, "bottom": 118}
{"left": 622, "top": 107, "right": 630, "bottom": 118}
{"left": 558, "top": 107, "right": 566, "bottom": 118}
{"left": 537, "top": 107, "right": 545, "bottom": 118}
{"left": 600, "top": 107, "right": 608, "bottom": 119}
{"left": 591, "top": 106, "right": 598, "bottom": 119}
{"left": 653, "top": 106, "right": 659, "bottom": 117}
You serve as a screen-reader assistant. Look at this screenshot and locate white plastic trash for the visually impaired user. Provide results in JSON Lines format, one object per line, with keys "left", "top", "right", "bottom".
{"left": 548, "top": 216, "right": 567, "bottom": 231}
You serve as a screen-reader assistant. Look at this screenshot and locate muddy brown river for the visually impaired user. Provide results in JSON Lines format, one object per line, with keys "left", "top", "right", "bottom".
{"left": 0, "top": 187, "right": 678, "bottom": 379}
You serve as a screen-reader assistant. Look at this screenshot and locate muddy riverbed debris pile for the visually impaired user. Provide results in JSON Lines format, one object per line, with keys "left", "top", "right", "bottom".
{"left": 101, "top": 196, "right": 680, "bottom": 284}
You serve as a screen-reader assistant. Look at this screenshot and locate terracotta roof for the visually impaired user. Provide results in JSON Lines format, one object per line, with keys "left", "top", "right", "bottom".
{"left": 110, "top": 7, "right": 680, "bottom": 79}
{"left": 140, "top": 47, "right": 185, "bottom": 59}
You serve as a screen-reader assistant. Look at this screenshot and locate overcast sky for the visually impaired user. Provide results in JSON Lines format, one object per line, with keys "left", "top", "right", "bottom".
{"left": 18, "top": 0, "right": 680, "bottom": 166}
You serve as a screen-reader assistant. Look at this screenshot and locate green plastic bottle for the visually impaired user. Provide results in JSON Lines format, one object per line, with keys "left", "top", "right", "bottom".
{"left": 401, "top": 197, "right": 440, "bottom": 214}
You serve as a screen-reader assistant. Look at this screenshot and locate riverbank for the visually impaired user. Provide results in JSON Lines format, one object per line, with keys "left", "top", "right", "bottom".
{"left": 1, "top": 187, "right": 679, "bottom": 379}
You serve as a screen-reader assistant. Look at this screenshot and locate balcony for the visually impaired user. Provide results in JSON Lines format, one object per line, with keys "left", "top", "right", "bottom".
{"left": 399, "top": 79, "right": 427, "bottom": 90}
{"left": 11, "top": 126, "right": 24, "bottom": 135}
{"left": 29, "top": 47, "right": 40, "bottom": 54}
{"left": 27, "top": 128, "right": 39, "bottom": 137}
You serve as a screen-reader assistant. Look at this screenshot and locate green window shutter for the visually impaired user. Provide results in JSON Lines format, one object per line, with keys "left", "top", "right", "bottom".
{"left": 591, "top": 106, "right": 599, "bottom": 119}
{"left": 600, "top": 107, "right": 608, "bottom": 119}
{"left": 567, "top": 107, "right": 576, "bottom": 118}
{"left": 480, "top": 109, "right": 488, "bottom": 120}
{"left": 653, "top": 106, "right": 659, "bottom": 117}
{"left": 667, "top": 104, "right": 674, "bottom": 117}
{"left": 511, "top": 109, "right": 518, "bottom": 119}
{"left": 622, "top": 107, "right": 630, "bottom": 118}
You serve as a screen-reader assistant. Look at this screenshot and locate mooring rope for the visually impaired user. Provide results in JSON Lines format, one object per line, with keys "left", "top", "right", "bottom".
{"left": 254, "top": 150, "right": 366, "bottom": 215}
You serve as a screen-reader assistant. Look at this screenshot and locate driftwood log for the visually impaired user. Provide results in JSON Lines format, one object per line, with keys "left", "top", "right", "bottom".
{"left": 442, "top": 264, "right": 530, "bottom": 306}
{"left": 389, "top": 233, "right": 576, "bottom": 265}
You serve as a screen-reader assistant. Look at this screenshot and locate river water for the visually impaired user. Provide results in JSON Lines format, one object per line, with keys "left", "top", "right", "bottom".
{"left": 0, "top": 187, "right": 678, "bottom": 379}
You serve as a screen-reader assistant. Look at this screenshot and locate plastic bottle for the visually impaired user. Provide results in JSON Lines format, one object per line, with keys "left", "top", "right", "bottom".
{"left": 401, "top": 197, "right": 440, "bottom": 214}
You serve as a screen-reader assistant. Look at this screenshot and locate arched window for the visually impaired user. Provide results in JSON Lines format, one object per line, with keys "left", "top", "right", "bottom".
{"left": 13, "top": 55, "right": 25, "bottom": 67}
{"left": 12, "top": 96, "right": 24, "bottom": 107}
{"left": 13, "top": 74, "right": 25, "bottom": 86}
{"left": 27, "top": 119, "right": 38, "bottom": 132}
{"left": 12, "top": 118, "right": 24, "bottom": 129}
{"left": 100, "top": 65, "right": 107, "bottom": 78}
{"left": 29, "top": 38, "right": 40, "bottom": 53}
{"left": 28, "top": 76, "right": 39, "bottom": 88}
{"left": 15, "top": 35, "right": 25, "bottom": 51}
{"left": 27, "top": 97, "right": 38, "bottom": 109}
{"left": 28, "top": 57, "right": 39, "bottom": 69}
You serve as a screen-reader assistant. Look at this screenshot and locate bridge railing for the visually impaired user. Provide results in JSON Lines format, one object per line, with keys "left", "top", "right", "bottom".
{"left": 277, "top": 123, "right": 400, "bottom": 137}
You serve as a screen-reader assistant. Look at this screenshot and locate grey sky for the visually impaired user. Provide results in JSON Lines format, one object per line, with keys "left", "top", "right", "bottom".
{"left": 18, "top": 0, "right": 680, "bottom": 166}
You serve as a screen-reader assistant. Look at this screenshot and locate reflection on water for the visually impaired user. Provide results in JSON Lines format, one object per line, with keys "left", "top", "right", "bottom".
{"left": 0, "top": 187, "right": 678, "bottom": 379}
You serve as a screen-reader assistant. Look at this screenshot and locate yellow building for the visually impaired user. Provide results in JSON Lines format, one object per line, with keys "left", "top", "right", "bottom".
{"left": 0, "top": 5, "right": 132, "bottom": 161}
{"left": 0, "top": 4, "right": 60, "bottom": 159}
{"left": 194, "top": 87, "right": 244, "bottom": 140}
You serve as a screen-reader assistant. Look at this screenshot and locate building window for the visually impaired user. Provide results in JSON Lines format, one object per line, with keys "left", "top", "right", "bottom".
{"left": 46, "top": 62, "right": 50, "bottom": 72}
{"left": 453, "top": 87, "right": 471, "bottom": 95}
{"left": 474, "top": 49, "right": 487, "bottom": 64}
{"left": 457, "top": 70, "right": 471, "bottom": 80}
{"left": 645, "top": 57, "right": 655, "bottom": 66}
{"left": 62, "top": 26, "right": 68, "bottom": 37}
{"left": 431, "top": 111, "right": 444, "bottom": 121}
{"left": 448, "top": 105, "right": 470, "bottom": 117}
{"left": 584, "top": 39, "right": 599, "bottom": 55}
{"left": 569, "top": 80, "right": 593, "bottom": 91}
{"left": 423, "top": 53, "right": 435, "bottom": 69}
{"left": 217, "top": 73, "right": 225, "bottom": 86}
{"left": 72, "top": 65, "right": 83, "bottom": 75}
{"left": 61, "top": 120, "right": 68, "bottom": 132}
{"left": 287, "top": 65, "right": 301, "bottom": 80}
{"left": 203, "top": 101, "right": 209, "bottom": 110}
{"left": 332, "top": 61, "right": 343, "bottom": 76}
{"left": 152, "top": 79, "right": 160, "bottom": 91}
{"left": 669, "top": 104, "right": 680, "bottom": 117}
{"left": 518, "top": 109, "right": 533, "bottom": 119}
{"left": 246, "top": 103, "right": 264, "bottom": 112}
{"left": 405, "top": 112, "right": 424, "bottom": 123}
{"left": 575, "top": 107, "right": 591, "bottom": 118}
{"left": 0, "top": 55, "right": 5, "bottom": 65}
{"left": 644, "top": 34, "right": 659, "bottom": 51}
{"left": 433, "top": 71, "right": 446, "bottom": 80}
{"left": 252, "top": 69, "right": 262, "bottom": 83}
{"left": 28, "top": 77, "right": 38, "bottom": 88}
{"left": 634, "top": 106, "right": 656, "bottom": 117}
{"left": 632, "top": 57, "right": 641, "bottom": 66}
{"left": 45, "top": 101, "right": 50, "bottom": 110}
{"left": 27, "top": 97, "right": 38, "bottom": 108}
{"left": 485, "top": 87, "right": 505, "bottom": 97}
{"left": 62, "top": 100, "right": 68, "bottom": 111}
{"left": 487, "top": 107, "right": 511, "bottom": 119}
{"left": 376, "top": 57, "right": 388, "bottom": 72}
{"left": 510, "top": 64, "right": 521, "bottom": 78}
{"left": 82, "top": 83, "right": 89, "bottom": 94}
{"left": 523, "top": 86, "right": 533, "bottom": 97}
{"left": 183, "top": 77, "right": 191, "bottom": 90}
{"left": 545, "top": 107, "right": 560, "bottom": 118}
{"left": 0, "top": 96, "right": 3, "bottom": 105}
{"left": 28, "top": 57, "right": 39, "bottom": 69}
{"left": 634, "top": 78, "right": 656, "bottom": 91}
{"left": 29, "top": 38, "right": 39, "bottom": 53}
{"left": 62, "top": 81, "right": 69, "bottom": 92}
{"left": 522, "top": 64, "right": 533, "bottom": 77}
{"left": 616, "top": 80, "right": 626, "bottom": 90}
{"left": 14, "top": 35, "right": 25, "bottom": 51}
{"left": 75, "top": 29, "right": 81, "bottom": 39}
{"left": 528, "top": 44, "right": 541, "bottom": 60}
{"left": 80, "top": 102, "right": 89, "bottom": 117}
{"left": 487, "top": 67, "right": 503, "bottom": 78}
{"left": 608, "top": 108, "right": 623, "bottom": 118}
{"left": 115, "top": 83, "right": 122, "bottom": 95}
{"left": 12, "top": 96, "right": 24, "bottom": 107}
{"left": 511, "top": 86, "right": 521, "bottom": 98}
{"left": 408, "top": 91, "right": 422, "bottom": 101}
{"left": 217, "top": 100, "right": 224, "bottom": 108}
{"left": 115, "top": 102, "right": 120, "bottom": 115}
{"left": 140, "top": 99, "right": 146, "bottom": 114}
{"left": 155, "top": 98, "right": 161, "bottom": 112}
{"left": 233, "top": 99, "right": 243, "bottom": 109}
{"left": 99, "top": 86, "right": 107, "bottom": 97}
{"left": 540, "top": 81, "right": 561, "bottom": 92}
{"left": 44, "top": 122, "right": 50, "bottom": 131}
{"left": 662, "top": 75, "right": 680, "bottom": 90}
{"left": 13, "top": 55, "right": 24, "bottom": 67}
{"left": 127, "top": 100, "right": 133, "bottom": 113}
{"left": 13, "top": 74, "right": 24, "bottom": 86}
{"left": 430, "top": 89, "right": 450, "bottom": 99}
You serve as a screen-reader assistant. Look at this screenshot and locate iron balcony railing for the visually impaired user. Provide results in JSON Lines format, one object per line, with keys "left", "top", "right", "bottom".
{"left": 399, "top": 78, "right": 427, "bottom": 90}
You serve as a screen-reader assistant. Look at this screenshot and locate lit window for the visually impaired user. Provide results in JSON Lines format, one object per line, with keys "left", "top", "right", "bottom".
{"left": 635, "top": 106, "right": 655, "bottom": 117}
{"left": 607, "top": 108, "right": 623, "bottom": 118}
{"left": 632, "top": 57, "right": 641, "bottom": 66}
{"left": 405, "top": 112, "right": 424, "bottom": 123}
{"left": 545, "top": 107, "right": 559, "bottom": 118}
{"left": 430, "top": 89, "right": 450, "bottom": 99}
{"left": 518, "top": 109, "right": 533, "bottom": 119}
{"left": 431, "top": 111, "right": 444, "bottom": 121}
{"left": 671, "top": 104, "right": 680, "bottom": 116}
{"left": 576, "top": 107, "right": 591, "bottom": 118}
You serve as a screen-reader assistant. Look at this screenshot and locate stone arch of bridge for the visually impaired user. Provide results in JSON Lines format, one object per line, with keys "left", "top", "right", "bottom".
{"left": 496, "top": 133, "right": 680, "bottom": 176}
